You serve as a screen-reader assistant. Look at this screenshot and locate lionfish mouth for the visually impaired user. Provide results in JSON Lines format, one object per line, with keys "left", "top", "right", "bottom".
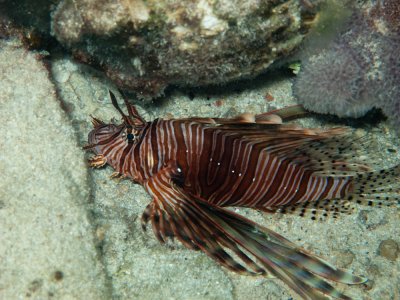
{"left": 83, "top": 129, "right": 101, "bottom": 152}
{"left": 88, "top": 128, "right": 98, "bottom": 145}
{"left": 82, "top": 116, "right": 104, "bottom": 150}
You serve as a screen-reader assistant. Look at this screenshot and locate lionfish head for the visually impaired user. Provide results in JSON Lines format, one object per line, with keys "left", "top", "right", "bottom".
{"left": 86, "top": 122, "right": 123, "bottom": 152}
{"left": 84, "top": 90, "right": 146, "bottom": 154}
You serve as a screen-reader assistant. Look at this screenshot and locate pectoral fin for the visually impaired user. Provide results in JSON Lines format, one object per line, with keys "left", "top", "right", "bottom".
{"left": 141, "top": 163, "right": 366, "bottom": 300}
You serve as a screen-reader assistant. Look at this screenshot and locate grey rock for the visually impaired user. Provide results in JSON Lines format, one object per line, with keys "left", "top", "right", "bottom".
{"left": 51, "top": 0, "right": 313, "bottom": 99}
{"left": 0, "top": 39, "right": 108, "bottom": 299}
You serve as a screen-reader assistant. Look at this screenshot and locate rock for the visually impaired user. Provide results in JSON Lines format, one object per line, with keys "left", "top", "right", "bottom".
{"left": 2, "top": 0, "right": 316, "bottom": 100}
{"left": 0, "top": 39, "right": 108, "bottom": 299}
{"left": 51, "top": 0, "right": 314, "bottom": 99}
{"left": 378, "top": 239, "right": 399, "bottom": 261}
{"left": 0, "top": 0, "right": 58, "bottom": 35}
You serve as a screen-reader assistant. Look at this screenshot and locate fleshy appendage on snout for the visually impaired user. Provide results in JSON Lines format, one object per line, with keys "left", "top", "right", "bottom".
{"left": 85, "top": 120, "right": 125, "bottom": 169}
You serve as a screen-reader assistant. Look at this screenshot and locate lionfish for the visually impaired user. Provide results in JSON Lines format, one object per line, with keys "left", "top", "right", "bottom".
{"left": 84, "top": 91, "right": 399, "bottom": 300}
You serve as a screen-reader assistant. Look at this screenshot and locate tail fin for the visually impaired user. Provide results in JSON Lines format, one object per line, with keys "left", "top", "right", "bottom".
{"left": 197, "top": 200, "right": 365, "bottom": 300}
{"left": 142, "top": 164, "right": 366, "bottom": 300}
{"left": 349, "top": 164, "right": 400, "bottom": 206}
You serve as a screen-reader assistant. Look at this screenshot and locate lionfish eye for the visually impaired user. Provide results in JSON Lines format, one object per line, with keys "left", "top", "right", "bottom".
{"left": 127, "top": 133, "right": 135, "bottom": 141}
{"left": 122, "top": 126, "right": 136, "bottom": 143}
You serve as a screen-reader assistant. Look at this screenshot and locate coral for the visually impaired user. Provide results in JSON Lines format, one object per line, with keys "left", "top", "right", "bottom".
{"left": 293, "top": 41, "right": 375, "bottom": 118}
{"left": 293, "top": 1, "right": 400, "bottom": 129}
{"left": 378, "top": 31, "right": 400, "bottom": 121}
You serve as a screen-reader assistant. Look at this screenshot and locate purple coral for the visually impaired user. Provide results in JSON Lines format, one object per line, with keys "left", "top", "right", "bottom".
{"left": 380, "top": 34, "right": 400, "bottom": 127}
{"left": 293, "top": 3, "right": 400, "bottom": 130}
{"left": 293, "top": 41, "right": 375, "bottom": 118}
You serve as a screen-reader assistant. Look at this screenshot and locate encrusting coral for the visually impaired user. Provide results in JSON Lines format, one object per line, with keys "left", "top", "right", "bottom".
{"left": 293, "top": 0, "right": 400, "bottom": 130}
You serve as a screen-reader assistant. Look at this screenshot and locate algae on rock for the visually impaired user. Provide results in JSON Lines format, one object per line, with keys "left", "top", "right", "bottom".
{"left": 51, "top": 0, "right": 314, "bottom": 99}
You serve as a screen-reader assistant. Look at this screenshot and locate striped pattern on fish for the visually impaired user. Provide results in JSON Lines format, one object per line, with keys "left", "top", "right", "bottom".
{"left": 85, "top": 91, "right": 400, "bottom": 300}
{"left": 91, "top": 118, "right": 353, "bottom": 208}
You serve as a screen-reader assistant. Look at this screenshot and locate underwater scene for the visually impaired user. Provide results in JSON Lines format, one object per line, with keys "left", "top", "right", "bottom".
{"left": 0, "top": 0, "right": 399, "bottom": 299}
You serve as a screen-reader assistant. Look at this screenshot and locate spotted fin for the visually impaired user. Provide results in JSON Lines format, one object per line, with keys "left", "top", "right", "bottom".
{"left": 142, "top": 163, "right": 366, "bottom": 300}
{"left": 281, "top": 131, "right": 375, "bottom": 175}
{"left": 352, "top": 165, "right": 400, "bottom": 193}
{"left": 348, "top": 164, "right": 400, "bottom": 207}
{"left": 274, "top": 164, "right": 400, "bottom": 221}
{"left": 275, "top": 199, "right": 355, "bottom": 221}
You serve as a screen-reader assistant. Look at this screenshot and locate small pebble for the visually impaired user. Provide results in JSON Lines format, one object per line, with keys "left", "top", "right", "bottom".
{"left": 378, "top": 239, "right": 399, "bottom": 261}
{"left": 358, "top": 210, "right": 386, "bottom": 229}
{"left": 264, "top": 93, "right": 274, "bottom": 102}
{"left": 53, "top": 270, "right": 64, "bottom": 281}
{"left": 96, "top": 226, "right": 107, "bottom": 242}
{"left": 366, "top": 264, "right": 381, "bottom": 277}
{"left": 214, "top": 100, "right": 224, "bottom": 107}
{"left": 28, "top": 279, "right": 43, "bottom": 293}
{"left": 333, "top": 250, "right": 355, "bottom": 268}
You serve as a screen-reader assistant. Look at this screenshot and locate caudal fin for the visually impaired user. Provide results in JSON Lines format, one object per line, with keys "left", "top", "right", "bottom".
{"left": 348, "top": 164, "right": 400, "bottom": 207}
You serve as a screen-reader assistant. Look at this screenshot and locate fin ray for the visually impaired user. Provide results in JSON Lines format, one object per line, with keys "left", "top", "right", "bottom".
{"left": 142, "top": 163, "right": 366, "bottom": 299}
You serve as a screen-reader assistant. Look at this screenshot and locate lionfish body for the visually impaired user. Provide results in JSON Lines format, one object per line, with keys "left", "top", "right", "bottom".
{"left": 86, "top": 92, "right": 400, "bottom": 300}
